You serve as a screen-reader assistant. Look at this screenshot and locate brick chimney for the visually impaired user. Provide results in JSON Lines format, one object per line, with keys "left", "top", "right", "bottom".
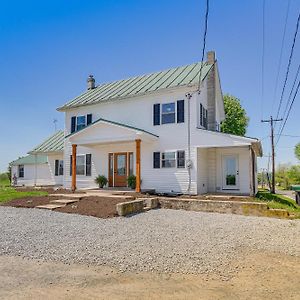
{"left": 207, "top": 51, "right": 215, "bottom": 64}
{"left": 87, "top": 75, "right": 95, "bottom": 90}
{"left": 206, "top": 51, "right": 217, "bottom": 131}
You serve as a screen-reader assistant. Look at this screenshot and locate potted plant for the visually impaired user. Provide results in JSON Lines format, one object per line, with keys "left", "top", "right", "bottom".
{"left": 127, "top": 175, "right": 136, "bottom": 189}
{"left": 95, "top": 175, "right": 108, "bottom": 188}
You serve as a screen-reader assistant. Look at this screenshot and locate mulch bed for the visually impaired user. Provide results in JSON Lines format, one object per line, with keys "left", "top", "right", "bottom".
{"left": 15, "top": 187, "right": 85, "bottom": 194}
{"left": 55, "top": 197, "right": 126, "bottom": 218}
{"left": 2, "top": 195, "right": 128, "bottom": 218}
{"left": 1, "top": 196, "right": 61, "bottom": 208}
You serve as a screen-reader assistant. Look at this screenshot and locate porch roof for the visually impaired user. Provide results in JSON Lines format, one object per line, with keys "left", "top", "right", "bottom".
{"left": 67, "top": 117, "right": 159, "bottom": 145}
{"left": 195, "top": 128, "right": 263, "bottom": 156}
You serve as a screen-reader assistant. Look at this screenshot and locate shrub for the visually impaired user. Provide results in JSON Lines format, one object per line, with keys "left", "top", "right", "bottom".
{"left": 95, "top": 175, "right": 108, "bottom": 188}
{"left": 127, "top": 175, "right": 136, "bottom": 189}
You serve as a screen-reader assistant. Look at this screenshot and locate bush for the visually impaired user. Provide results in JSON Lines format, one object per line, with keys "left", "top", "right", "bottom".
{"left": 127, "top": 175, "right": 136, "bottom": 189}
{"left": 0, "top": 173, "right": 8, "bottom": 181}
{"left": 94, "top": 175, "right": 108, "bottom": 188}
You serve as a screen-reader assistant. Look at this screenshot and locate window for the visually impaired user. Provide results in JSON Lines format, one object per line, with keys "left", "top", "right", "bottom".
{"left": 162, "top": 152, "right": 176, "bottom": 168}
{"left": 55, "top": 160, "right": 64, "bottom": 176}
{"left": 177, "top": 151, "right": 185, "bottom": 168}
{"left": 162, "top": 103, "right": 175, "bottom": 124}
{"left": 71, "top": 114, "right": 92, "bottom": 133}
{"left": 76, "top": 116, "right": 86, "bottom": 131}
{"left": 200, "top": 103, "right": 208, "bottom": 129}
{"left": 18, "top": 165, "right": 24, "bottom": 178}
{"left": 70, "top": 154, "right": 91, "bottom": 176}
{"left": 76, "top": 155, "right": 85, "bottom": 175}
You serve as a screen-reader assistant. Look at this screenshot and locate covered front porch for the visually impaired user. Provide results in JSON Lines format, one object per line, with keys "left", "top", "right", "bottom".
{"left": 66, "top": 118, "right": 158, "bottom": 192}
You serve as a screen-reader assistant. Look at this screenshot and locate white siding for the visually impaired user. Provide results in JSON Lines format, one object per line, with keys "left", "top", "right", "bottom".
{"left": 197, "top": 148, "right": 208, "bottom": 194}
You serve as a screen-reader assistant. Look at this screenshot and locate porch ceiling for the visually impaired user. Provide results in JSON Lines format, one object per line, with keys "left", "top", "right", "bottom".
{"left": 68, "top": 118, "right": 159, "bottom": 146}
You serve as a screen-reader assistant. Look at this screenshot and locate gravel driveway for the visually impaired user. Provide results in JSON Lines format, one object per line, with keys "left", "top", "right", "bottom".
{"left": 0, "top": 207, "right": 299, "bottom": 275}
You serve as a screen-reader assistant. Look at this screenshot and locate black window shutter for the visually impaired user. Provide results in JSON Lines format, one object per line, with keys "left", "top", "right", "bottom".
{"left": 70, "top": 155, "right": 72, "bottom": 176}
{"left": 86, "top": 154, "right": 92, "bottom": 176}
{"left": 87, "top": 114, "right": 92, "bottom": 125}
{"left": 177, "top": 100, "right": 185, "bottom": 123}
{"left": 200, "top": 103, "right": 203, "bottom": 126}
{"left": 153, "top": 152, "right": 160, "bottom": 168}
{"left": 71, "top": 116, "right": 76, "bottom": 133}
{"left": 55, "top": 160, "right": 59, "bottom": 176}
{"left": 177, "top": 151, "right": 185, "bottom": 168}
{"left": 153, "top": 104, "right": 160, "bottom": 126}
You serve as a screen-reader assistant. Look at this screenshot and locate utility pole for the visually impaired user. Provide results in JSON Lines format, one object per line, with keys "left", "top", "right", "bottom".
{"left": 261, "top": 116, "right": 283, "bottom": 194}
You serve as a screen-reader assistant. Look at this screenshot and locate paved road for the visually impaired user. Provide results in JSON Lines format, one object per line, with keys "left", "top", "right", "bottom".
{"left": 276, "top": 189, "right": 295, "bottom": 200}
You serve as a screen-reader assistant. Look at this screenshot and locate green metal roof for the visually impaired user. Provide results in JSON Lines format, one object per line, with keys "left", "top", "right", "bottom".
{"left": 10, "top": 155, "right": 48, "bottom": 166}
{"left": 29, "top": 130, "right": 64, "bottom": 154}
{"left": 57, "top": 61, "right": 214, "bottom": 111}
{"left": 66, "top": 118, "right": 159, "bottom": 138}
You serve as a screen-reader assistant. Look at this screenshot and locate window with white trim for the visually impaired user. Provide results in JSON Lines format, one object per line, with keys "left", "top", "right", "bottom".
{"left": 18, "top": 165, "right": 24, "bottom": 178}
{"left": 161, "top": 103, "right": 176, "bottom": 124}
{"left": 76, "top": 116, "right": 86, "bottom": 131}
{"left": 76, "top": 155, "right": 85, "bottom": 175}
{"left": 162, "top": 152, "right": 176, "bottom": 168}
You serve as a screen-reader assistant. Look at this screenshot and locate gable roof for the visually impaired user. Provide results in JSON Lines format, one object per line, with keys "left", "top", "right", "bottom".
{"left": 10, "top": 155, "right": 48, "bottom": 166}
{"left": 57, "top": 61, "right": 214, "bottom": 111}
{"left": 29, "top": 130, "right": 64, "bottom": 154}
{"left": 66, "top": 117, "right": 159, "bottom": 139}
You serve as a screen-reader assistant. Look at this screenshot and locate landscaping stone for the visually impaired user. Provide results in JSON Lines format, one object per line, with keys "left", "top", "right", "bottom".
{"left": 116, "top": 199, "right": 144, "bottom": 216}
{"left": 35, "top": 204, "right": 66, "bottom": 210}
{"left": 50, "top": 199, "right": 79, "bottom": 205}
{"left": 142, "top": 197, "right": 159, "bottom": 209}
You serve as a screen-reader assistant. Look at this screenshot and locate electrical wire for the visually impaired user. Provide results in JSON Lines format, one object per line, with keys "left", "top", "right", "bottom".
{"left": 276, "top": 78, "right": 300, "bottom": 146}
{"left": 197, "top": 0, "right": 209, "bottom": 92}
{"left": 275, "top": 11, "right": 300, "bottom": 121}
{"left": 272, "top": 0, "right": 291, "bottom": 108}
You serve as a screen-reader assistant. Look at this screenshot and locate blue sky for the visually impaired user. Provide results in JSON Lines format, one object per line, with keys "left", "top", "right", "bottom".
{"left": 0, "top": 0, "right": 300, "bottom": 172}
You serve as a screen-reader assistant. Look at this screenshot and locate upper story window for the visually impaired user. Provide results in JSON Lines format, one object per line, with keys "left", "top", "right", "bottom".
{"left": 153, "top": 100, "right": 184, "bottom": 126}
{"left": 71, "top": 114, "right": 92, "bottom": 133}
{"left": 18, "top": 165, "right": 24, "bottom": 178}
{"left": 162, "top": 103, "right": 175, "bottom": 124}
{"left": 200, "top": 103, "right": 208, "bottom": 129}
{"left": 76, "top": 116, "right": 86, "bottom": 131}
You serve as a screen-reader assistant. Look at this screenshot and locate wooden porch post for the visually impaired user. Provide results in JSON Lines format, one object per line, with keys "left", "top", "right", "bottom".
{"left": 135, "top": 139, "right": 141, "bottom": 193}
{"left": 72, "top": 144, "right": 77, "bottom": 191}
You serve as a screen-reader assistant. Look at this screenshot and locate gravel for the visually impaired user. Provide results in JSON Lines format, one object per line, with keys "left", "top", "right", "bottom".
{"left": 0, "top": 207, "right": 299, "bottom": 275}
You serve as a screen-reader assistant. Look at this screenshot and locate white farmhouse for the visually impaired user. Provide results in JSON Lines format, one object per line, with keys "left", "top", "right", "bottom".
{"left": 11, "top": 131, "right": 64, "bottom": 186}
{"left": 56, "top": 51, "right": 262, "bottom": 195}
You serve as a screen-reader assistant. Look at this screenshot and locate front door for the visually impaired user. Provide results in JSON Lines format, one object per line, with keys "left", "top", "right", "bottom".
{"left": 222, "top": 155, "right": 239, "bottom": 190}
{"left": 114, "top": 153, "right": 127, "bottom": 187}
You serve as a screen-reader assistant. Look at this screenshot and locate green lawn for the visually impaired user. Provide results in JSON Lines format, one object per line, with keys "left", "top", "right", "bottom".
{"left": 256, "top": 189, "right": 300, "bottom": 217}
{"left": 0, "top": 187, "right": 48, "bottom": 203}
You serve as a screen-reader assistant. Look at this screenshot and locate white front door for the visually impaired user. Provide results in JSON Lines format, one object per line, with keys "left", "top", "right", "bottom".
{"left": 222, "top": 155, "right": 239, "bottom": 190}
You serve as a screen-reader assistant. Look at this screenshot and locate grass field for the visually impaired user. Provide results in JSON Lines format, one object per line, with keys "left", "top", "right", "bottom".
{"left": 0, "top": 174, "right": 48, "bottom": 203}
{"left": 256, "top": 189, "right": 300, "bottom": 217}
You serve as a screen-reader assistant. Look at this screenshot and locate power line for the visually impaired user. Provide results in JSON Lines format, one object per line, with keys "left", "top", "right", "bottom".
{"left": 197, "top": 0, "right": 209, "bottom": 92}
{"left": 272, "top": 0, "right": 291, "bottom": 107}
{"left": 281, "top": 63, "right": 300, "bottom": 121}
{"left": 276, "top": 78, "right": 300, "bottom": 146}
{"left": 275, "top": 11, "right": 300, "bottom": 121}
{"left": 261, "top": 0, "right": 266, "bottom": 120}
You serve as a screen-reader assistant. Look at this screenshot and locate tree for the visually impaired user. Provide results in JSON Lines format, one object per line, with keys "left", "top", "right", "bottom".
{"left": 221, "top": 94, "right": 249, "bottom": 136}
{"left": 295, "top": 143, "right": 300, "bottom": 161}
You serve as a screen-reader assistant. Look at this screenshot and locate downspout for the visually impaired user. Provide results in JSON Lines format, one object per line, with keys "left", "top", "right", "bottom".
{"left": 185, "top": 92, "right": 192, "bottom": 194}
{"left": 34, "top": 154, "right": 37, "bottom": 186}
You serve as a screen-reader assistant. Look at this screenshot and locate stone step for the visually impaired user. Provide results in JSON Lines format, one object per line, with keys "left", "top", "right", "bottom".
{"left": 48, "top": 194, "right": 84, "bottom": 199}
{"left": 50, "top": 199, "right": 79, "bottom": 205}
{"left": 35, "top": 204, "right": 66, "bottom": 210}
